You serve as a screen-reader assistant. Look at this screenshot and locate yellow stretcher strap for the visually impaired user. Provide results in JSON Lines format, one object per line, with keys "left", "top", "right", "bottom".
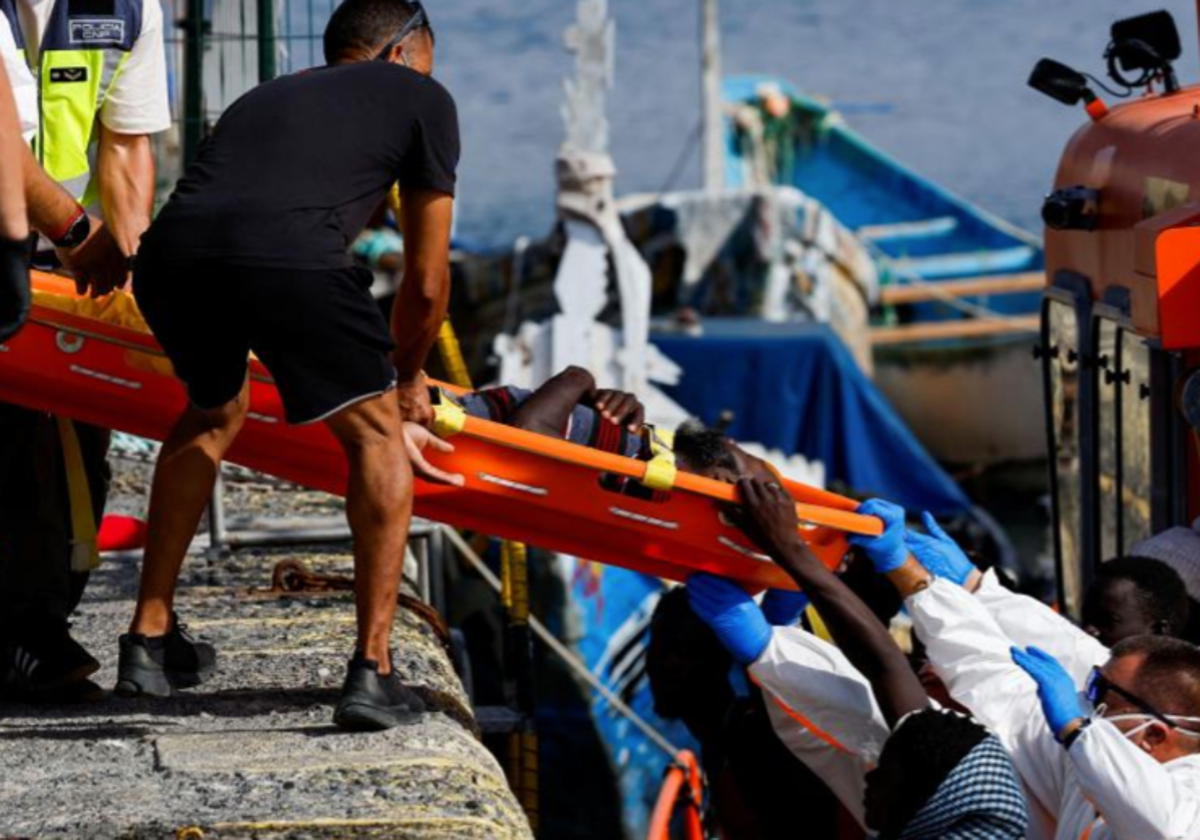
{"left": 436, "top": 320, "right": 473, "bottom": 391}
{"left": 388, "top": 183, "right": 402, "bottom": 218}
{"left": 432, "top": 397, "right": 467, "bottom": 439}
{"left": 55, "top": 416, "right": 100, "bottom": 572}
{"left": 641, "top": 426, "right": 678, "bottom": 492}
{"left": 805, "top": 604, "right": 833, "bottom": 643}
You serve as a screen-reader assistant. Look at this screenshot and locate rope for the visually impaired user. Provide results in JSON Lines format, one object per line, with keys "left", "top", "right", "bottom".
{"left": 442, "top": 528, "right": 684, "bottom": 761}
{"left": 656, "top": 119, "right": 704, "bottom": 196}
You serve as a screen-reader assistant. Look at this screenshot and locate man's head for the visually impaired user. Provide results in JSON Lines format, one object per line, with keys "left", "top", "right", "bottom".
{"left": 324, "top": 0, "right": 435, "bottom": 73}
{"left": 674, "top": 420, "right": 776, "bottom": 484}
{"left": 646, "top": 585, "right": 733, "bottom": 725}
{"left": 1094, "top": 635, "right": 1200, "bottom": 763}
{"left": 864, "top": 710, "right": 1026, "bottom": 839}
{"left": 1082, "top": 557, "right": 1189, "bottom": 646}
{"left": 1131, "top": 525, "right": 1200, "bottom": 644}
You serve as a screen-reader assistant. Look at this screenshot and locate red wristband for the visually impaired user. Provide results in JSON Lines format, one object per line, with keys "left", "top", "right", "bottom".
{"left": 47, "top": 203, "right": 86, "bottom": 245}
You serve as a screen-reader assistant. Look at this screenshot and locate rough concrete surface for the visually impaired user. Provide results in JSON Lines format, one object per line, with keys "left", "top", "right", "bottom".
{"left": 0, "top": 453, "right": 533, "bottom": 840}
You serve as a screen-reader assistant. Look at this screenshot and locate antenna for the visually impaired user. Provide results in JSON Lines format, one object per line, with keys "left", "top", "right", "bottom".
{"left": 701, "top": 0, "right": 724, "bottom": 193}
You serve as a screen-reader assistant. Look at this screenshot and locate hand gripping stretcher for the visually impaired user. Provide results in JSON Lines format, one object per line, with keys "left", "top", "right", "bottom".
{"left": 0, "top": 272, "right": 882, "bottom": 591}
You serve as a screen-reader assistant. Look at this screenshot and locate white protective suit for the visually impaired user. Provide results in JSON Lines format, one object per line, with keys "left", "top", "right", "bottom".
{"left": 747, "top": 626, "right": 890, "bottom": 828}
{"left": 910, "top": 574, "right": 1200, "bottom": 840}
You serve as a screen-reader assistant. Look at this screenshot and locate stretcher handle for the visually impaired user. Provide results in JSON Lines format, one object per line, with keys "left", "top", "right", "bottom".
{"left": 451, "top": 412, "right": 883, "bottom": 538}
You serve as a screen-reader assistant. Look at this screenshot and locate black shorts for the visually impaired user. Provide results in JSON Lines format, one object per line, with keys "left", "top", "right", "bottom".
{"left": 134, "top": 260, "right": 397, "bottom": 425}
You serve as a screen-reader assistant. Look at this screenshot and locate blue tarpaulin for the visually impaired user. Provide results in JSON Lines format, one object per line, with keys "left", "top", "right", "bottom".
{"left": 653, "top": 320, "right": 971, "bottom": 515}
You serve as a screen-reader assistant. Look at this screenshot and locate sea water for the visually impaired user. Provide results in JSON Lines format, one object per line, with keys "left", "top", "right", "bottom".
{"left": 429, "top": 0, "right": 1200, "bottom": 248}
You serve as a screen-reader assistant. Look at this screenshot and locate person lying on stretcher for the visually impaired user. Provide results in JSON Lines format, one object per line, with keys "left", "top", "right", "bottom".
{"left": 436, "top": 365, "right": 777, "bottom": 487}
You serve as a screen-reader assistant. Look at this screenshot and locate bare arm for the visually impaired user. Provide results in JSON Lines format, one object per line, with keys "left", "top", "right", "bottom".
{"left": 22, "top": 146, "right": 79, "bottom": 238}
{"left": 509, "top": 367, "right": 648, "bottom": 437}
{"left": 96, "top": 126, "right": 155, "bottom": 257}
{"left": 19, "top": 143, "right": 127, "bottom": 296}
{"left": 0, "top": 60, "right": 27, "bottom": 240}
{"left": 737, "top": 478, "right": 929, "bottom": 727}
{"left": 0, "top": 59, "right": 29, "bottom": 341}
{"left": 509, "top": 366, "right": 597, "bottom": 438}
{"left": 391, "top": 188, "right": 453, "bottom": 425}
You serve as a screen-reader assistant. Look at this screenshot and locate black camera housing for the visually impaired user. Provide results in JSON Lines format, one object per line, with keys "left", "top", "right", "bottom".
{"left": 1042, "top": 187, "right": 1101, "bottom": 232}
{"left": 1111, "top": 10, "right": 1181, "bottom": 70}
{"left": 1029, "top": 59, "right": 1092, "bottom": 106}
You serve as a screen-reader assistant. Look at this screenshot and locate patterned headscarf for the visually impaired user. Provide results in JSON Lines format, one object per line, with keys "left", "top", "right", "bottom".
{"left": 896, "top": 734, "right": 1028, "bottom": 840}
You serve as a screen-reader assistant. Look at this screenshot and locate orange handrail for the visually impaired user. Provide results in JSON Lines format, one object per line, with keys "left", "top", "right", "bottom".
{"left": 647, "top": 749, "right": 704, "bottom": 840}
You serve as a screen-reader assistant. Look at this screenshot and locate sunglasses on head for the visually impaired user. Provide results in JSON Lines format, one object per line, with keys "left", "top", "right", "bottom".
{"left": 1085, "top": 666, "right": 1178, "bottom": 729}
{"left": 375, "top": 3, "right": 429, "bottom": 62}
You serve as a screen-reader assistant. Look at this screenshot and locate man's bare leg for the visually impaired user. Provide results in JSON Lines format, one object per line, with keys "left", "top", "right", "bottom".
{"left": 324, "top": 392, "right": 413, "bottom": 675}
{"left": 116, "top": 380, "right": 247, "bottom": 697}
{"left": 129, "top": 379, "right": 250, "bottom": 637}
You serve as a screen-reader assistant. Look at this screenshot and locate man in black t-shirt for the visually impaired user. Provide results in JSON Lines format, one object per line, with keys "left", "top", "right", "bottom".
{"left": 117, "top": 0, "right": 463, "bottom": 732}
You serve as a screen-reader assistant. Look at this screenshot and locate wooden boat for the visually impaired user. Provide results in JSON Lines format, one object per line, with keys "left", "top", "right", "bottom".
{"left": 724, "top": 76, "right": 1047, "bottom": 466}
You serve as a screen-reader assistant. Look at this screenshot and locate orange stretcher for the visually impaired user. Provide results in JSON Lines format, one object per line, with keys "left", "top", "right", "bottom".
{"left": 0, "top": 272, "right": 881, "bottom": 591}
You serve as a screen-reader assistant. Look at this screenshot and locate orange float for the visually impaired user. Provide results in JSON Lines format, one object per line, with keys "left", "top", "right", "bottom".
{"left": 0, "top": 272, "right": 881, "bottom": 591}
{"left": 646, "top": 749, "right": 704, "bottom": 840}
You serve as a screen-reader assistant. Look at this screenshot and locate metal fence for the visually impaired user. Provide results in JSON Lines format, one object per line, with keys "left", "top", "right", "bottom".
{"left": 156, "top": 0, "right": 343, "bottom": 192}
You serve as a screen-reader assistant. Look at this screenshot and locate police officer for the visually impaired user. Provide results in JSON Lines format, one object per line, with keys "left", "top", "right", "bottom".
{"left": 0, "top": 0, "right": 169, "bottom": 699}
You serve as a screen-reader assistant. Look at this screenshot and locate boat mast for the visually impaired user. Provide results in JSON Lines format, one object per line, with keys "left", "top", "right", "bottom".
{"left": 701, "top": 0, "right": 725, "bottom": 193}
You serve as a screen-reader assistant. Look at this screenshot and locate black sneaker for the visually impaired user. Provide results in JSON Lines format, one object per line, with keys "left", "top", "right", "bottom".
{"left": 115, "top": 614, "right": 217, "bottom": 698}
{"left": 2, "top": 628, "right": 100, "bottom": 698}
{"left": 333, "top": 654, "right": 425, "bottom": 731}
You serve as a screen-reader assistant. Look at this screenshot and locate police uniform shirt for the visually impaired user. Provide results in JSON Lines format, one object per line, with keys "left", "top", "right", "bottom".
{"left": 15, "top": 0, "right": 169, "bottom": 136}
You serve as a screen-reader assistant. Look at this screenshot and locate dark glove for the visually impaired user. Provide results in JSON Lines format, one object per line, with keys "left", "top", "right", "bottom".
{"left": 687, "top": 573, "right": 772, "bottom": 665}
{"left": 0, "top": 236, "right": 31, "bottom": 343}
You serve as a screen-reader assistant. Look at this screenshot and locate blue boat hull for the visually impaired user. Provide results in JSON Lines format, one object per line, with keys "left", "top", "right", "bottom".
{"left": 723, "top": 76, "right": 1047, "bottom": 465}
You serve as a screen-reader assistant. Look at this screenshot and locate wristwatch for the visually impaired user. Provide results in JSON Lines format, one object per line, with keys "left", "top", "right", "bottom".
{"left": 1059, "top": 717, "right": 1091, "bottom": 749}
{"left": 50, "top": 207, "right": 90, "bottom": 249}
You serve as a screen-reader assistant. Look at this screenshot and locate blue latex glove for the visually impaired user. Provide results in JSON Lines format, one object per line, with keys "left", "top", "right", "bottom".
{"left": 761, "top": 589, "right": 810, "bottom": 626}
{"left": 847, "top": 498, "right": 909, "bottom": 573}
{"left": 686, "top": 573, "right": 772, "bottom": 665}
{"left": 904, "top": 512, "right": 975, "bottom": 586}
{"left": 1012, "top": 646, "right": 1086, "bottom": 739}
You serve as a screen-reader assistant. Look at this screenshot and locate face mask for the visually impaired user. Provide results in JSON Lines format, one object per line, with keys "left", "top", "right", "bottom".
{"left": 1098, "top": 709, "right": 1200, "bottom": 743}
{"left": 1102, "top": 713, "right": 1155, "bottom": 742}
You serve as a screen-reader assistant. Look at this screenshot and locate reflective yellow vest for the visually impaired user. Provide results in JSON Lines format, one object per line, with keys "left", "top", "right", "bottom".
{"left": 0, "top": 0, "right": 142, "bottom": 203}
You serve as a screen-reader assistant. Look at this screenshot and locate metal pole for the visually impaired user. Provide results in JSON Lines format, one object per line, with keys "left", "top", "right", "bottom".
{"left": 257, "top": 0, "right": 276, "bottom": 83}
{"left": 181, "top": 0, "right": 206, "bottom": 164}
{"left": 701, "top": 0, "right": 725, "bottom": 193}
{"left": 206, "top": 473, "right": 227, "bottom": 558}
{"left": 415, "top": 538, "right": 431, "bottom": 604}
{"left": 501, "top": 540, "right": 538, "bottom": 833}
{"left": 428, "top": 526, "right": 447, "bottom": 617}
